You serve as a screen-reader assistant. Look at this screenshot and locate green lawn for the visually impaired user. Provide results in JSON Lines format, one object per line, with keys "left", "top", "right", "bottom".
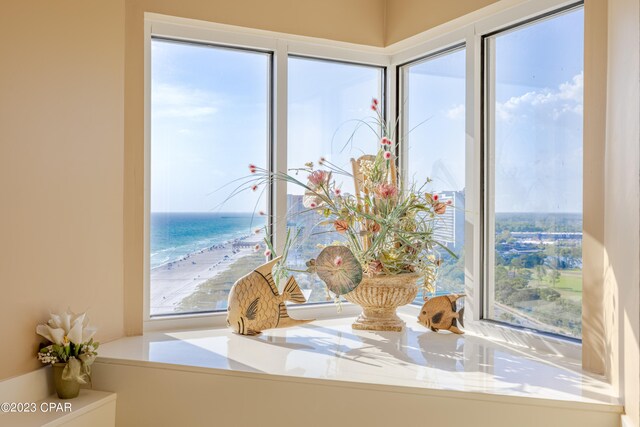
{"left": 526, "top": 268, "right": 582, "bottom": 294}
{"left": 556, "top": 270, "right": 582, "bottom": 293}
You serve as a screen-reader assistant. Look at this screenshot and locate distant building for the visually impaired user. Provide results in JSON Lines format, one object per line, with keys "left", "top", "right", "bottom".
{"left": 432, "top": 190, "right": 465, "bottom": 251}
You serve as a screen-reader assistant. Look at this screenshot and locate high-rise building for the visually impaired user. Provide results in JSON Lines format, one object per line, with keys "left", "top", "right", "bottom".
{"left": 432, "top": 189, "right": 465, "bottom": 251}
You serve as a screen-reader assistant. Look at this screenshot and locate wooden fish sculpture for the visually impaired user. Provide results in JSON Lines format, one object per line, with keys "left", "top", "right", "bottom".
{"left": 417, "top": 294, "right": 465, "bottom": 334}
{"left": 227, "top": 256, "right": 313, "bottom": 335}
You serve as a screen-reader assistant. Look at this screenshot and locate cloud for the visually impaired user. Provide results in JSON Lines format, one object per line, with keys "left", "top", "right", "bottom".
{"left": 152, "top": 83, "right": 220, "bottom": 120}
{"left": 446, "top": 104, "right": 465, "bottom": 120}
{"left": 496, "top": 72, "right": 583, "bottom": 121}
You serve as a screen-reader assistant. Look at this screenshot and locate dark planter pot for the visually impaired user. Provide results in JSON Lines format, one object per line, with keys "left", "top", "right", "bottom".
{"left": 52, "top": 363, "right": 80, "bottom": 399}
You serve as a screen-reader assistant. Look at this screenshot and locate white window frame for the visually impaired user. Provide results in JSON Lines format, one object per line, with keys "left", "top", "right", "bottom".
{"left": 396, "top": 42, "right": 467, "bottom": 305}
{"left": 143, "top": 13, "right": 390, "bottom": 331}
{"left": 388, "top": 0, "right": 584, "bottom": 349}
{"left": 143, "top": 0, "right": 585, "bottom": 356}
{"left": 481, "top": 2, "right": 585, "bottom": 339}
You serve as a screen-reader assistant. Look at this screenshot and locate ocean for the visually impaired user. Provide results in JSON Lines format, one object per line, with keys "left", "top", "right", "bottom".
{"left": 150, "top": 212, "right": 266, "bottom": 269}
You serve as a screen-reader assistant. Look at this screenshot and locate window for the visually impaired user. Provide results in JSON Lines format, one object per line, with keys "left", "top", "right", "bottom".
{"left": 287, "top": 56, "right": 385, "bottom": 303}
{"left": 399, "top": 47, "right": 467, "bottom": 301}
{"left": 483, "top": 7, "right": 584, "bottom": 338}
{"left": 150, "top": 39, "right": 270, "bottom": 316}
{"left": 146, "top": 2, "right": 587, "bottom": 344}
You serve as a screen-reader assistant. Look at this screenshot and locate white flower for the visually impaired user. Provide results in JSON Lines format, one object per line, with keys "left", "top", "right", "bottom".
{"left": 36, "top": 310, "right": 97, "bottom": 346}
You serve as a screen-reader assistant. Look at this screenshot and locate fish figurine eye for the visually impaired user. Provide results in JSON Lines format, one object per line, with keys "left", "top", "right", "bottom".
{"left": 422, "top": 311, "right": 426, "bottom": 315}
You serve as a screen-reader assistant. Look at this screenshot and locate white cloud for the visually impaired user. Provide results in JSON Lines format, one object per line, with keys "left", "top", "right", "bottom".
{"left": 496, "top": 71, "right": 583, "bottom": 121}
{"left": 446, "top": 104, "right": 465, "bottom": 120}
{"left": 152, "top": 83, "right": 220, "bottom": 120}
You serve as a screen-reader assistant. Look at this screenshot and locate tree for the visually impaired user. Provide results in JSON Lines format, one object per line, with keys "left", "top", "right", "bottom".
{"left": 548, "top": 269, "right": 561, "bottom": 288}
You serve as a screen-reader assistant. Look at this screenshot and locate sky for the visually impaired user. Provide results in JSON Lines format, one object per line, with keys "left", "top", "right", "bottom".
{"left": 288, "top": 57, "right": 382, "bottom": 196}
{"left": 150, "top": 7, "right": 583, "bottom": 215}
{"left": 493, "top": 8, "right": 584, "bottom": 213}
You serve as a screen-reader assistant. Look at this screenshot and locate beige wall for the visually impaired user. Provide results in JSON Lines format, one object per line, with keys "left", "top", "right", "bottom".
{"left": 385, "top": 0, "right": 499, "bottom": 45}
{"left": 603, "top": 0, "right": 640, "bottom": 424}
{"left": 0, "top": 0, "right": 125, "bottom": 379}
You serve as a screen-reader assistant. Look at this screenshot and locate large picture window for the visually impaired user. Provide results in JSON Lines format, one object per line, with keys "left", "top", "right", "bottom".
{"left": 483, "top": 6, "right": 584, "bottom": 338}
{"left": 147, "top": 3, "right": 585, "bottom": 339}
{"left": 149, "top": 39, "right": 270, "bottom": 316}
{"left": 399, "top": 47, "right": 466, "bottom": 300}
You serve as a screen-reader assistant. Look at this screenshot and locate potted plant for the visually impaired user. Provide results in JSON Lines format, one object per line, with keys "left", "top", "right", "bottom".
{"left": 36, "top": 310, "right": 99, "bottom": 399}
{"left": 241, "top": 98, "right": 453, "bottom": 332}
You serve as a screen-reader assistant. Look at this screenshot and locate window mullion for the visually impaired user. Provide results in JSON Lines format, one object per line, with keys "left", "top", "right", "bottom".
{"left": 467, "top": 26, "right": 483, "bottom": 322}
{"left": 482, "top": 35, "right": 497, "bottom": 321}
{"left": 272, "top": 40, "right": 289, "bottom": 261}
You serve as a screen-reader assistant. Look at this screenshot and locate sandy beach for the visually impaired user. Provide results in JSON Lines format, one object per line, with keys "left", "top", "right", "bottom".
{"left": 150, "top": 233, "right": 264, "bottom": 315}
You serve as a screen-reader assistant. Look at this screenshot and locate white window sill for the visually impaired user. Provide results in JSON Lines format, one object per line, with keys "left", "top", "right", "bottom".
{"left": 101, "top": 309, "right": 619, "bottom": 411}
{"left": 144, "top": 301, "right": 363, "bottom": 332}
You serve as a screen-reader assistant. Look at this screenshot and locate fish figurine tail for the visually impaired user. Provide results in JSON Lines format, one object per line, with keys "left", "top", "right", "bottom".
{"left": 458, "top": 307, "right": 465, "bottom": 328}
{"left": 277, "top": 303, "right": 314, "bottom": 328}
{"left": 283, "top": 276, "right": 306, "bottom": 304}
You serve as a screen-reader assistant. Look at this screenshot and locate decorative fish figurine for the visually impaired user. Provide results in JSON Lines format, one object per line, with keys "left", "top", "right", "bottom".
{"left": 417, "top": 294, "right": 465, "bottom": 334}
{"left": 227, "top": 256, "right": 313, "bottom": 335}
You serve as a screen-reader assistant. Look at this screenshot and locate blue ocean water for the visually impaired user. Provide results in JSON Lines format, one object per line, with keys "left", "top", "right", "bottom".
{"left": 150, "top": 212, "right": 265, "bottom": 268}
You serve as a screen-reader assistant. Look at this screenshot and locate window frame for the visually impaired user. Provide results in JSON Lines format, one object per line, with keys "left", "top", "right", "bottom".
{"left": 480, "top": 3, "right": 585, "bottom": 341}
{"left": 143, "top": 14, "right": 390, "bottom": 329}
{"left": 143, "top": 1, "right": 586, "bottom": 352}
{"left": 148, "top": 36, "right": 274, "bottom": 318}
{"left": 396, "top": 43, "right": 467, "bottom": 303}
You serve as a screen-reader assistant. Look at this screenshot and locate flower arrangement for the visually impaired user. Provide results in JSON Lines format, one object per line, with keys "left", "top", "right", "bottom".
{"left": 241, "top": 98, "right": 454, "bottom": 295}
{"left": 36, "top": 310, "right": 99, "bottom": 385}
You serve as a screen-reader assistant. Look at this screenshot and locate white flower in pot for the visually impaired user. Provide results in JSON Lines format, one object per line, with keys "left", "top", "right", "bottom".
{"left": 36, "top": 310, "right": 99, "bottom": 399}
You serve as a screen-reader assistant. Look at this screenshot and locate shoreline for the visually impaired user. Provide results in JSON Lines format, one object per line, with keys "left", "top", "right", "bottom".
{"left": 150, "top": 232, "right": 264, "bottom": 315}
{"left": 151, "top": 231, "right": 263, "bottom": 271}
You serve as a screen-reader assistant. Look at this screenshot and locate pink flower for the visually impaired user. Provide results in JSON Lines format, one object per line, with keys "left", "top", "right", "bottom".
{"left": 433, "top": 193, "right": 439, "bottom": 201}
{"left": 251, "top": 185, "right": 258, "bottom": 192}
{"left": 375, "top": 183, "right": 398, "bottom": 199}
{"left": 371, "top": 104, "right": 377, "bottom": 111}
{"left": 308, "top": 170, "right": 328, "bottom": 186}
{"left": 254, "top": 228, "right": 261, "bottom": 234}
{"left": 319, "top": 157, "right": 326, "bottom": 165}
{"left": 309, "top": 202, "right": 317, "bottom": 208}
{"left": 334, "top": 256, "right": 343, "bottom": 267}
{"left": 264, "top": 249, "right": 272, "bottom": 257}
{"left": 380, "top": 137, "right": 392, "bottom": 146}
{"left": 334, "top": 188, "right": 342, "bottom": 196}
{"left": 383, "top": 151, "right": 392, "bottom": 160}
{"left": 372, "top": 98, "right": 379, "bottom": 106}
{"left": 446, "top": 200, "right": 452, "bottom": 205}
{"left": 249, "top": 164, "right": 257, "bottom": 173}
{"left": 259, "top": 210, "right": 266, "bottom": 216}
{"left": 253, "top": 244, "right": 260, "bottom": 251}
